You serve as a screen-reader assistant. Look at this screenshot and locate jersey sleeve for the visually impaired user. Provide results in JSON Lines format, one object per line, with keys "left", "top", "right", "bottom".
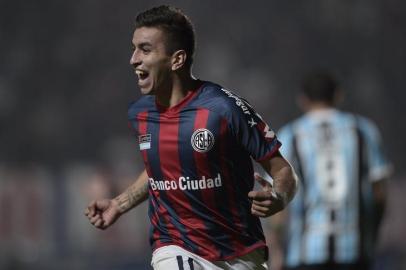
{"left": 222, "top": 89, "right": 281, "bottom": 161}
{"left": 128, "top": 101, "right": 140, "bottom": 136}
{"left": 358, "top": 117, "right": 392, "bottom": 182}
{"left": 127, "top": 96, "right": 154, "bottom": 137}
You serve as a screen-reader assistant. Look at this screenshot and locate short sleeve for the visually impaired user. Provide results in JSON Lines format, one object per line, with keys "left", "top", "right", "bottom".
{"left": 128, "top": 101, "right": 140, "bottom": 136}
{"left": 358, "top": 117, "right": 392, "bottom": 182}
{"left": 222, "top": 89, "right": 281, "bottom": 161}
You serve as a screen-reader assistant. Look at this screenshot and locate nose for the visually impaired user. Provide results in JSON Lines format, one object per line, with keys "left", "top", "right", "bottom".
{"left": 130, "top": 49, "right": 141, "bottom": 66}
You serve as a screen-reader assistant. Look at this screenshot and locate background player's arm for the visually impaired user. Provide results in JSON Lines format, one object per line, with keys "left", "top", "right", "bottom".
{"left": 372, "top": 178, "right": 388, "bottom": 238}
{"left": 249, "top": 151, "right": 298, "bottom": 217}
{"left": 84, "top": 169, "right": 149, "bottom": 230}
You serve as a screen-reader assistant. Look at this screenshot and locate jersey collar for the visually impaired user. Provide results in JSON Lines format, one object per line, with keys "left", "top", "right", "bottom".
{"left": 155, "top": 81, "right": 205, "bottom": 115}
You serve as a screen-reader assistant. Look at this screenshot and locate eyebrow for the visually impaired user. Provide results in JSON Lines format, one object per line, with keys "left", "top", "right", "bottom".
{"left": 133, "top": 42, "right": 152, "bottom": 49}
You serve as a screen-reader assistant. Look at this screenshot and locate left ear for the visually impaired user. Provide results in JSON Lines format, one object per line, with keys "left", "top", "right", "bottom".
{"left": 171, "top": 50, "right": 187, "bottom": 71}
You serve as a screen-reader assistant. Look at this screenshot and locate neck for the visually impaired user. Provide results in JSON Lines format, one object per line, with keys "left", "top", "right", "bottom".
{"left": 304, "top": 102, "right": 335, "bottom": 113}
{"left": 156, "top": 72, "right": 200, "bottom": 108}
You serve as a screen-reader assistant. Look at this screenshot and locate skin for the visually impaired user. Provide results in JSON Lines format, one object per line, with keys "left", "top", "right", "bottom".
{"left": 85, "top": 26, "right": 298, "bottom": 231}
{"left": 249, "top": 152, "right": 298, "bottom": 217}
{"left": 130, "top": 27, "right": 173, "bottom": 96}
{"left": 129, "top": 26, "right": 200, "bottom": 106}
{"left": 84, "top": 170, "right": 149, "bottom": 230}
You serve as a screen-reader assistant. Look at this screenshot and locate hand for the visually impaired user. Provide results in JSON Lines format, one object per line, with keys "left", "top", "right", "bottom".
{"left": 248, "top": 173, "right": 285, "bottom": 217}
{"left": 84, "top": 199, "right": 122, "bottom": 230}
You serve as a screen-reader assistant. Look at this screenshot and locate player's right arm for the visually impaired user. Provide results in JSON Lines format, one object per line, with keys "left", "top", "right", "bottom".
{"left": 84, "top": 169, "right": 149, "bottom": 230}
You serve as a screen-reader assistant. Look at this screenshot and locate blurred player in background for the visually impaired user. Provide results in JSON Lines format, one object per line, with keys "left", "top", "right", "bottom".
{"left": 271, "top": 71, "right": 391, "bottom": 270}
{"left": 84, "top": 5, "right": 297, "bottom": 270}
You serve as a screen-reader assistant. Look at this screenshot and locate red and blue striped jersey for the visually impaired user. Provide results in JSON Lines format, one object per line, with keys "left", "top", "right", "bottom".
{"left": 128, "top": 81, "right": 281, "bottom": 261}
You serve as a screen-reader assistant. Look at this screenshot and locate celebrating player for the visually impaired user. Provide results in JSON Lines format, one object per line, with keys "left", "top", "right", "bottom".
{"left": 84, "top": 5, "right": 298, "bottom": 270}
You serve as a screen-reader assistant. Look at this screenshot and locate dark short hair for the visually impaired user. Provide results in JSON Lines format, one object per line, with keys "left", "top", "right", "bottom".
{"left": 135, "top": 5, "right": 195, "bottom": 67}
{"left": 302, "top": 71, "right": 339, "bottom": 104}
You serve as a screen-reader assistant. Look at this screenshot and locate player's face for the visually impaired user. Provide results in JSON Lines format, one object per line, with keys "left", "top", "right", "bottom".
{"left": 130, "top": 27, "right": 173, "bottom": 95}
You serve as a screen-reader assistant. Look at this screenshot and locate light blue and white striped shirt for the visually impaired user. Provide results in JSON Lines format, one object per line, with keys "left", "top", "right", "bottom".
{"left": 278, "top": 109, "right": 391, "bottom": 267}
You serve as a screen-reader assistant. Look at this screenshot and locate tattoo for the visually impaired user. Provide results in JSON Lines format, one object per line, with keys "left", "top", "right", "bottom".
{"left": 128, "top": 182, "right": 149, "bottom": 207}
{"left": 116, "top": 182, "right": 149, "bottom": 213}
{"left": 273, "top": 190, "right": 289, "bottom": 207}
{"left": 273, "top": 166, "right": 298, "bottom": 207}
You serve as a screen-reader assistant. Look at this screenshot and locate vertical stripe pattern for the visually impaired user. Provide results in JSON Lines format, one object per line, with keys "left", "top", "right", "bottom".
{"left": 176, "top": 256, "right": 184, "bottom": 270}
{"left": 128, "top": 82, "right": 278, "bottom": 261}
{"left": 188, "top": 257, "right": 194, "bottom": 270}
{"left": 278, "top": 110, "right": 390, "bottom": 267}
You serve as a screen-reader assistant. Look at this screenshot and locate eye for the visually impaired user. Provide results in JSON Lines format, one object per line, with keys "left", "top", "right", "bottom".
{"left": 141, "top": 47, "right": 151, "bottom": 54}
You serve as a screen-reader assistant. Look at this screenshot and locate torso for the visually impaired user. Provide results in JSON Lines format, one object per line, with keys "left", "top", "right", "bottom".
{"left": 128, "top": 81, "right": 280, "bottom": 261}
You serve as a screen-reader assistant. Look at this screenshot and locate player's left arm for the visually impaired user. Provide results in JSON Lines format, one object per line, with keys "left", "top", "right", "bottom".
{"left": 360, "top": 117, "right": 391, "bottom": 235}
{"left": 249, "top": 151, "right": 298, "bottom": 217}
{"left": 372, "top": 178, "right": 387, "bottom": 236}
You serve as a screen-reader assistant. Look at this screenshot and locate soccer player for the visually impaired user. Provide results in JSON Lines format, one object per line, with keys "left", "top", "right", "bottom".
{"left": 84, "top": 5, "right": 298, "bottom": 270}
{"left": 273, "top": 71, "right": 391, "bottom": 270}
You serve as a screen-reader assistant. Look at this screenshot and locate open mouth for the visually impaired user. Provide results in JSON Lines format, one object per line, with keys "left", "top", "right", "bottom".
{"left": 135, "top": 69, "right": 149, "bottom": 82}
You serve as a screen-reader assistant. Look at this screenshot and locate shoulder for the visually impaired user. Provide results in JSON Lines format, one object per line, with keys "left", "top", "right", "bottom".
{"left": 353, "top": 114, "right": 382, "bottom": 139}
{"left": 355, "top": 114, "right": 378, "bottom": 129}
{"left": 278, "top": 114, "right": 308, "bottom": 135}
{"left": 128, "top": 95, "right": 155, "bottom": 120}
{"left": 195, "top": 81, "right": 255, "bottom": 118}
{"left": 330, "top": 110, "right": 382, "bottom": 141}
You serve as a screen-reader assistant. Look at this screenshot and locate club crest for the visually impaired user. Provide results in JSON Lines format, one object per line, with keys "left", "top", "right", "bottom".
{"left": 191, "top": 128, "right": 214, "bottom": 153}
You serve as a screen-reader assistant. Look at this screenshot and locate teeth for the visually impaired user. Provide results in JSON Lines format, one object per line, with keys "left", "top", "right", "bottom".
{"left": 136, "top": 70, "right": 147, "bottom": 76}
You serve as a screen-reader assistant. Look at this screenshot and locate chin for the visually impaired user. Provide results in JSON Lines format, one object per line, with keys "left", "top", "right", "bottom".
{"left": 139, "top": 87, "right": 154, "bottom": 95}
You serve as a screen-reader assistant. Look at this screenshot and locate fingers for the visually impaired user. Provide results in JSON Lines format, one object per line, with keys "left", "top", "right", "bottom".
{"left": 251, "top": 200, "right": 273, "bottom": 217}
{"left": 84, "top": 200, "right": 107, "bottom": 229}
{"left": 94, "top": 218, "right": 104, "bottom": 228}
{"left": 249, "top": 188, "right": 284, "bottom": 217}
{"left": 248, "top": 190, "right": 276, "bottom": 201}
{"left": 85, "top": 200, "right": 97, "bottom": 217}
{"left": 93, "top": 216, "right": 105, "bottom": 229}
{"left": 252, "top": 198, "right": 272, "bottom": 207}
{"left": 84, "top": 199, "right": 121, "bottom": 230}
{"left": 250, "top": 201, "right": 280, "bottom": 218}
{"left": 251, "top": 209, "right": 267, "bottom": 217}
{"left": 88, "top": 211, "right": 108, "bottom": 229}
{"left": 90, "top": 213, "right": 101, "bottom": 224}
{"left": 252, "top": 202, "right": 270, "bottom": 213}
{"left": 84, "top": 199, "right": 109, "bottom": 217}
{"left": 251, "top": 196, "right": 273, "bottom": 217}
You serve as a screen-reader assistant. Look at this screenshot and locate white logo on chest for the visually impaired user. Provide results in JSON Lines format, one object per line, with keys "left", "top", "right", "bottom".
{"left": 191, "top": 128, "right": 215, "bottom": 153}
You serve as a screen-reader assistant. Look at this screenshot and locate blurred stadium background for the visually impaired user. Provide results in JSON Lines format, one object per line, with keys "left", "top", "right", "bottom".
{"left": 0, "top": 0, "right": 405, "bottom": 269}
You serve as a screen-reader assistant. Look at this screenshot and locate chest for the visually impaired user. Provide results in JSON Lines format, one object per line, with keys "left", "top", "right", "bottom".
{"left": 135, "top": 109, "right": 227, "bottom": 156}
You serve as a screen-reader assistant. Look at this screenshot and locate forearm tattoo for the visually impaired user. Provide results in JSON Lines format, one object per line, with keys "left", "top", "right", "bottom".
{"left": 116, "top": 182, "right": 149, "bottom": 213}
{"left": 273, "top": 166, "right": 298, "bottom": 207}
